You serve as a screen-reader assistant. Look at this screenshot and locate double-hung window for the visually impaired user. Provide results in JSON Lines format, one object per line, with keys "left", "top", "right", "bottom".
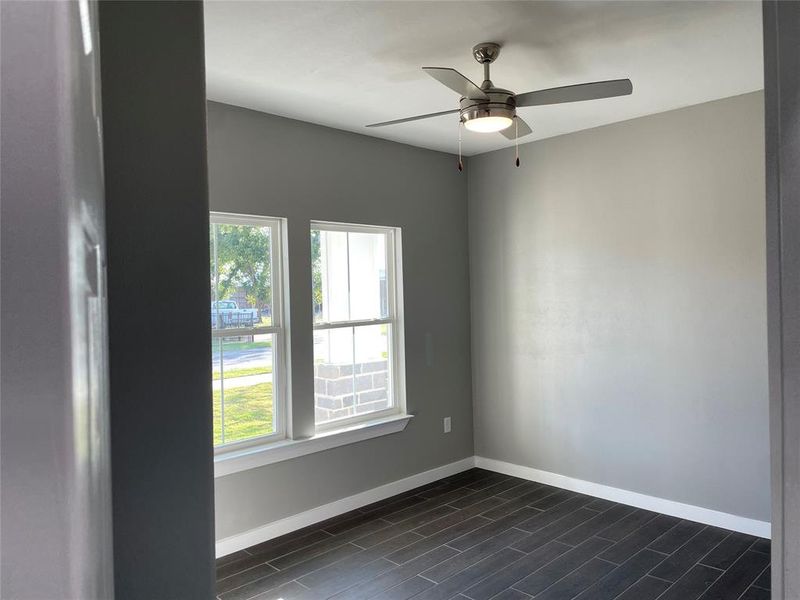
{"left": 311, "top": 222, "right": 405, "bottom": 429}
{"left": 210, "top": 213, "right": 286, "bottom": 448}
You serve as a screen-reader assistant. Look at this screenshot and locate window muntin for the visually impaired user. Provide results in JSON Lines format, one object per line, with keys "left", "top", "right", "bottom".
{"left": 311, "top": 222, "right": 403, "bottom": 429}
{"left": 210, "top": 213, "right": 286, "bottom": 448}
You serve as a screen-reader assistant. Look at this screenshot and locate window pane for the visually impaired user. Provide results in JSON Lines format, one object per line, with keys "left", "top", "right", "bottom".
{"left": 313, "top": 327, "right": 355, "bottom": 425}
{"left": 349, "top": 232, "right": 388, "bottom": 321}
{"left": 213, "top": 333, "right": 275, "bottom": 445}
{"left": 313, "top": 324, "right": 392, "bottom": 426}
{"left": 212, "top": 338, "right": 223, "bottom": 443}
{"left": 353, "top": 324, "right": 391, "bottom": 414}
{"left": 312, "top": 228, "right": 389, "bottom": 323}
{"left": 210, "top": 222, "right": 273, "bottom": 331}
{"left": 313, "top": 229, "right": 349, "bottom": 324}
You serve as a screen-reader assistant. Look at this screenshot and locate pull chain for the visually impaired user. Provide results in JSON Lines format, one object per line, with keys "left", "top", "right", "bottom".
{"left": 457, "top": 118, "right": 463, "bottom": 172}
{"left": 515, "top": 117, "right": 520, "bottom": 167}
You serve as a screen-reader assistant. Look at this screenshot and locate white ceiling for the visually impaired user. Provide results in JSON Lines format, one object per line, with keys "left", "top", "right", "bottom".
{"left": 204, "top": 1, "right": 763, "bottom": 156}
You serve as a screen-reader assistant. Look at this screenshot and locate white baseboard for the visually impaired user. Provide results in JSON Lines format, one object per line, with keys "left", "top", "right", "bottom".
{"left": 215, "top": 457, "right": 476, "bottom": 557}
{"left": 217, "top": 454, "right": 770, "bottom": 557}
{"left": 474, "top": 456, "right": 771, "bottom": 539}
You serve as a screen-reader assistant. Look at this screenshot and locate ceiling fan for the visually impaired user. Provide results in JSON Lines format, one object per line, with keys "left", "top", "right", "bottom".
{"left": 366, "top": 42, "right": 633, "bottom": 141}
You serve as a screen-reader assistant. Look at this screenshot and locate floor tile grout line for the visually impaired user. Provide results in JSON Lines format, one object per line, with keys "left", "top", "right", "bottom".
{"left": 721, "top": 548, "right": 774, "bottom": 600}
{"left": 461, "top": 539, "right": 583, "bottom": 599}
{"left": 409, "top": 503, "right": 525, "bottom": 541}
{"left": 365, "top": 487, "right": 524, "bottom": 537}
{"left": 230, "top": 538, "right": 411, "bottom": 600}
{"left": 645, "top": 543, "right": 727, "bottom": 600}
{"left": 644, "top": 520, "right": 703, "bottom": 555}
{"left": 592, "top": 511, "right": 668, "bottom": 555}
{"left": 640, "top": 524, "right": 731, "bottom": 593}
{"left": 419, "top": 539, "right": 528, "bottom": 585}
{"left": 222, "top": 528, "right": 373, "bottom": 577}
{"left": 342, "top": 542, "right": 465, "bottom": 596}
{"left": 483, "top": 490, "right": 566, "bottom": 521}
{"left": 577, "top": 546, "right": 674, "bottom": 600}
{"left": 265, "top": 539, "right": 359, "bottom": 572}
{"left": 751, "top": 562, "right": 772, "bottom": 591}
{"left": 358, "top": 473, "right": 501, "bottom": 522}
{"left": 453, "top": 480, "right": 533, "bottom": 505}
{"left": 552, "top": 503, "right": 635, "bottom": 548}
{"left": 508, "top": 548, "right": 617, "bottom": 599}
{"left": 693, "top": 530, "right": 736, "bottom": 569}
{"left": 299, "top": 555, "right": 405, "bottom": 599}
{"left": 695, "top": 561, "right": 726, "bottom": 572}
{"left": 293, "top": 528, "right": 441, "bottom": 587}
{"left": 510, "top": 501, "right": 605, "bottom": 545}
{"left": 381, "top": 494, "right": 503, "bottom": 528}
{"left": 747, "top": 537, "right": 771, "bottom": 555}
{"left": 646, "top": 572, "right": 676, "bottom": 585}
{"left": 220, "top": 541, "right": 367, "bottom": 599}
{"left": 217, "top": 558, "right": 278, "bottom": 584}
{"left": 734, "top": 584, "right": 758, "bottom": 600}
{"left": 260, "top": 514, "right": 419, "bottom": 572}
{"left": 641, "top": 523, "right": 717, "bottom": 578}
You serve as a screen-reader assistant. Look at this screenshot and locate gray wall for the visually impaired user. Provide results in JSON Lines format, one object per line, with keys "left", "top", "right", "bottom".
{"left": 1, "top": 1, "right": 113, "bottom": 597}
{"left": 468, "top": 92, "right": 770, "bottom": 522}
{"left": 207, "top": 102, "right": 474, "bottom": 541}
{"left": 100, "top": 2, "right": 216, "bottom": 597}
{"left": 764, "top": 1, "right": 800, "bottom": 595}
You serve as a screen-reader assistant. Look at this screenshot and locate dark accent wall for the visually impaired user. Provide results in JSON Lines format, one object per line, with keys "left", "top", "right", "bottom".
{"left": 764, "top": 1, "right": 800, "bottom": 597}
{"left": 99, "top": 2, "right": 215, "bottom": 598}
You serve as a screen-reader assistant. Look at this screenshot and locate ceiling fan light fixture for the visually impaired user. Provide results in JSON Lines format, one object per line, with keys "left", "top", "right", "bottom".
{"left": 464, "top": 115, "right": 513, "bottom": 133}
{"left": 461, "top": 103, "right": 516, "bottom": 133}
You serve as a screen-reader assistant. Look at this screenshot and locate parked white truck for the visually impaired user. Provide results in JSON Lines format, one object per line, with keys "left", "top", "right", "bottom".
{"left": 211, "top": 300, "right": 259, "bottom": 329}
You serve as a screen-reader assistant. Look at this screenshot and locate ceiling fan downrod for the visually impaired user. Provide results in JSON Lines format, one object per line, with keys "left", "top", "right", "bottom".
{"left": 472, "top": 42, "right": 501, "bottom": 90}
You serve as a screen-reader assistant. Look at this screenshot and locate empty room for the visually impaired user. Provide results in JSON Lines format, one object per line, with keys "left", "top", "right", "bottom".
{"left": 2, "top": 2, "right": 799, "bottom": 600}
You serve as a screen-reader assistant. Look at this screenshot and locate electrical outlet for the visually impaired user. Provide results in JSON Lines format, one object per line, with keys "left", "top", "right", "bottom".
{"left": 443, "top": 417, "right": 451, "bottom": 434}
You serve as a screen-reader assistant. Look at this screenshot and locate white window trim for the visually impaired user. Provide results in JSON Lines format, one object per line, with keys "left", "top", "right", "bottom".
{"left": 214, "top": 413, "right": 413, "bottom": 477}
{"left": 311, "top": 221, "right": 407, "bottom": 432}
{"left": 211, "top": 212, "right": 289, "bottom": 452}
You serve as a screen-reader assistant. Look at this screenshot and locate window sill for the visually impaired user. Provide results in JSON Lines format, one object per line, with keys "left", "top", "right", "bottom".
{"left": 214, "top": 414, "right": 413, "bottom": 478}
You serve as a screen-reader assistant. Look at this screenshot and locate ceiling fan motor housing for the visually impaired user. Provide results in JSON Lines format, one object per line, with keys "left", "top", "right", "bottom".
{"left": 459, "top": 89, "right": 517, "bottom": 126}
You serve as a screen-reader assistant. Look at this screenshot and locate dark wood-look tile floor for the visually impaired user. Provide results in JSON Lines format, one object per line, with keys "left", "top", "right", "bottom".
{"left": 216, "top": 469, "right": 771, "bottom": 600}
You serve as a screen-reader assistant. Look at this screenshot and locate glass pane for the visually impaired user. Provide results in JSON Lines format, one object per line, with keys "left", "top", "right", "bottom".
{"left": 313, "top": 327, "right": 354, "bottom": 425}
{"left": 211, "top": 338, "right": 223, "bottom": 444}
{"left": 353, "top": 324, "right": 392, "bottom": 414}
{"left": 313, "top": 229, "right": 349, "bottom": 324}
{"left": 313, "top": 325, "right": 392, "bottom": 427}
{"left": 213, "top": 333, "right": 275, "bottom": 446}
{"left": 349, "top": 231, "right": 388, "bottom": 321}
{"left": 210, "top": 222, "right": 273, "bottom": 331}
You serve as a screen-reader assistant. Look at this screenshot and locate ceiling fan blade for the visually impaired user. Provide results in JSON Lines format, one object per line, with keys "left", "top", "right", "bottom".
{"left": 500, "top": 116, "right": 533, "bottom": 140}
{"left": 515, "top": 79, "right": 632, "bottom": 107}
{"left": 366, "top": 108, "right": 460, "bottom": 128}
{"left": 423, "top": 67, "right": 489, "bottom": 101}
